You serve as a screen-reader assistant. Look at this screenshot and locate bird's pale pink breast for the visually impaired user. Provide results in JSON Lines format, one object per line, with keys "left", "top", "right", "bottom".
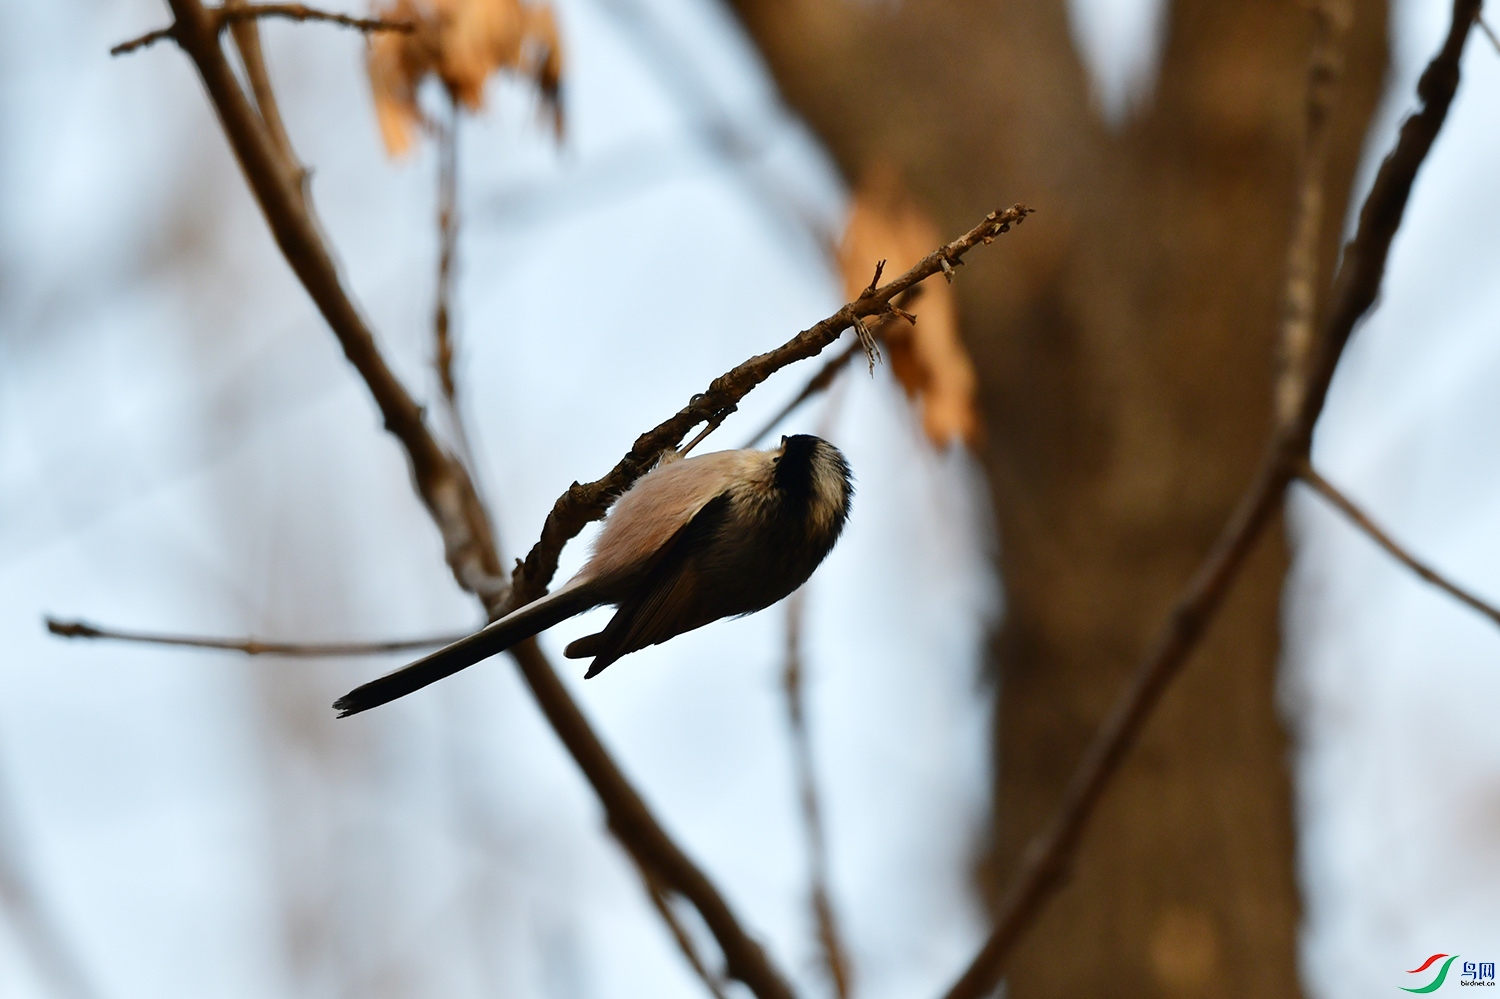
{"left": 579, "top": 449, "right": 771, "bottom": 581}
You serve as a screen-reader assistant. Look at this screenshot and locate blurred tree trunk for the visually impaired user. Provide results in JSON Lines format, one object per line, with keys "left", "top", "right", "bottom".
{"left": 725, "top": 0, "right": 1387, "bottom": 993}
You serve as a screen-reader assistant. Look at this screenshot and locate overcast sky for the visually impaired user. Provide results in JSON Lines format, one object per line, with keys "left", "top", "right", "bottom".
{"left": 0, "top": 0, "right": 1496, "bottom": 997}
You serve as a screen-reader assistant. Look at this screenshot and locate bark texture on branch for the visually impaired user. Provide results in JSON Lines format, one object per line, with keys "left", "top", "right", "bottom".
{"left": 726, "top": 0, "right": 1388, "bottom": 994}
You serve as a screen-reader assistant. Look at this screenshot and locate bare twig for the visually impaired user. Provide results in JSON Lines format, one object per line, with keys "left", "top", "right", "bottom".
{"left": 435, "top": 105, "right": 461, "bottom": 413}
{"left": 112, "top": 3, "right": 413, "bottom": 56}
{"left": 219, "top": 2, "right": 412, "bottom": 31}
{"left": 783, "top": 592, "right": 854, "bottom": 999}
{"left": 1480, "top": 14, "right": 1500, "bottom": 54}
{"left": 505, "top": 639, "right": 796, "bottom": 999}
{"left": 739, "top": 286, "right": 923, "bottom": 449}
{"left": 1296, "top": 462, "right": 1500, "bottom": 629}
{"left": 1292, "top": 0, "right": 1479, "bottom": 443}
{"left": 45, "top": 618, "right": 467, "bottom": 657}
{"left": 940, "top": 4, "right": 1479, "bottom": 996}
{"left": 110, "top": 26, "right": 178, "bottom": 56}
{"left": 431, "top": 98, "right": 484, "bottom": 473}
{"left": 580, "top": 0, "right": 840, "bottom": 249}
{"left": 741, "top": 341, "right": 860, "bottom": 449}
{"left": 941, "top": 451, "right": 1289, "bottom": 999}
{"left": 225, "top": 0, "right": 299, "bottom": 172}
{"left": 1276, "top": 0, "right": 1353, "bottom": 428}
{"left": 504, "top": 204, "right": 1032, "bottom": 612}
{"left": 621, "top": 838, "right": 732, "bottom": 999}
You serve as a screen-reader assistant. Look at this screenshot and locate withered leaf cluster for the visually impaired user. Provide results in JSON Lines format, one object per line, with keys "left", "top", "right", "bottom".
{"left": 838, "top": 166, "right": 981, "bottom": 448}
{"left": 367, "top": 0, "right": 563, "bottom": 155}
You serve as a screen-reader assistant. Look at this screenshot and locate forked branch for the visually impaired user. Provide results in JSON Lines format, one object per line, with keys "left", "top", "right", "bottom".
{"left": 1296, "top": 463, "right": 1500, "bottom": 630}
{"left": 783, "top": 589, "right": 854, "bottom": 999}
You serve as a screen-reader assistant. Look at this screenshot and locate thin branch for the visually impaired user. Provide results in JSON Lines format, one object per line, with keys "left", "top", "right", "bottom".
{"left": 220, "top": 2, "right": 414, "bottom": 31}
{"left": 153, "top": 5, "right": 802, "bottom": 996}
{"left": 1290, "top": 0, "right": 1479, "bottom": 451}
{"left": 1480, "top": 15, "right": 1500, "bottom": 54}
{"left": 503, "top": 204, "right": 1032, "bottom": 612}
{"left": 783, "top": 591, "right": 854, "bottom": 999}
{"left": 430, "top": 98, "right": 484, "bottom": 474}
{"left": 941, "top": 451, "right": 1290, "bottom": 999}
{"left": 939, "top": 3, "right": 1480, "bottom": 996}
{"left": 45, "top": 618, "right": 468, "bottom": 657}
{"left": 225, "top": 0, "right": 299, "bottom": 171}
{"left": 112, "top": 3, "right": 413, "bottom": 56}
{"left": 1276, "top": 0, "right": 1353, "bottom": 428}
{"left": 739, "top": 287, "right": 922, "bottom": 449}
{"left": 111, "top": 27, "right": 178, "bottom": 56}
{"left": 580, "top": 0, "right": 842, "bottom": 250}
{"left": 1296, "top": 463, "right": 1500, "bottom": 629}
{"left": 741, "top": 341, "right": 860, "bottom": 449}
{"left": 505, "top": 639, "right": 796, "bottom": 999}
{"left": 620, "top": 836, "right": 732, "bottom": 999}
{"left": 435, "top": 103, "right": 461, "bottom": 415}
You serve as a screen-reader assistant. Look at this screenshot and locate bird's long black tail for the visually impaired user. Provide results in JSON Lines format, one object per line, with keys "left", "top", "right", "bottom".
{"left": 333, "top": 581, "right": 600, "bottom": 717}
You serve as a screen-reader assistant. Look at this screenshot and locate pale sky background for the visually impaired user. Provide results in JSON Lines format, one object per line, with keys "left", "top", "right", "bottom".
{"left": 0, "top": 0, "right": 1496, "bottom": 997}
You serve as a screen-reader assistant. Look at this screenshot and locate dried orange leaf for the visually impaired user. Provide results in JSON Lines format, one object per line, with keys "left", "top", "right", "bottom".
{"left": 367, "top": 0, "right": 429, "bottom": 156}
{"left": 838, "top": 165, "right": 981, "bottom": 448}
{"left": 366, "top": 0, "right": 565, "bottom": 156}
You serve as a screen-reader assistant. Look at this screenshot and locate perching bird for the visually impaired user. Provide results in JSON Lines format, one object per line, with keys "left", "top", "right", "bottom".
{"left": 333, "top": 434, "right": 853, "bottom": 717}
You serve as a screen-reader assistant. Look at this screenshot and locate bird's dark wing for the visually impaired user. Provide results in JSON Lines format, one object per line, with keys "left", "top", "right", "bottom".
{"left": 582, "top": 492, "right": 731, "bottom": 678}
